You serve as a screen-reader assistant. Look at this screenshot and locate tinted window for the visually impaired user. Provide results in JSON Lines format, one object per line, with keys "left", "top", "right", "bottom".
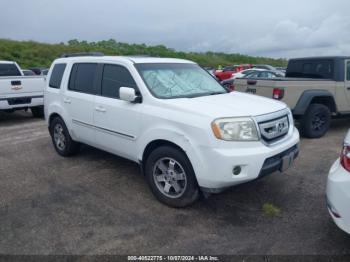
{"left": 0, "top": 64, "right": 21, "bottom": 76}
{"left": 286, "top": 60, "right": 334, "bottom": 79}
{"left": 347, "top": 61, "right": 350, "bottom": 81}
{"left": 259, "top": 72, "right": 269, "bottom": 78}
{"left": 101, "top": 64, "right": 136, "bottom": 98}
{"left": 69, "top": 63, "right": 97, "bottom": 94}
{"left": 246, "top": 72, "right": 259, "bottom": 78}
{"left": 49, "top": 64, "right": 66, "bottom": 89}
{"left": 22, "top": 70, "right": 35, "bottom": 76}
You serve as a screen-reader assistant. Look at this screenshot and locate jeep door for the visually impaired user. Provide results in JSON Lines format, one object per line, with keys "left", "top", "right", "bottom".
{"left": 93, "top": 63, "right": 141, "bottom": 161}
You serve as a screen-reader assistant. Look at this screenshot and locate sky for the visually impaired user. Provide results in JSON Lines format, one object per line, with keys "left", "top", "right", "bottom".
{"left": 1, "top": 0, "right": 350, "bottom": 58}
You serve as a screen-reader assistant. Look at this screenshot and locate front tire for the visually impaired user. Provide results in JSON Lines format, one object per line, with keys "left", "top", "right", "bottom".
{"left": 145, "top": 146, "right": 199, "bottom": 207}
{"left": 300, "top": 103, "right": 331, "bottom": 138}
{"left": 49, "top": 117, "right": 80, "bottom": 156}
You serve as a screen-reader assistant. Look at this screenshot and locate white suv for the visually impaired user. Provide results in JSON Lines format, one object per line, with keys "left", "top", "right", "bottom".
{"left": 45, "top": 54, "right": 300, "bottom": 207}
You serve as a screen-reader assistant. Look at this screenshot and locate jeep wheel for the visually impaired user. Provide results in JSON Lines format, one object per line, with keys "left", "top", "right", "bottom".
{"left": 300, "top": 103, "right": 331, "bottom": 138}
{"left": 145, "top": 146, "right": 199, "bottom": 207}
{"left": 49, "top": 117, "right": 80, "bottom": 156}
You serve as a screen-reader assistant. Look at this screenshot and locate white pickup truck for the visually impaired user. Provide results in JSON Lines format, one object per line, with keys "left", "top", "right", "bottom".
{"left": 0, "top": 61, "right": 45, "bottom": 117}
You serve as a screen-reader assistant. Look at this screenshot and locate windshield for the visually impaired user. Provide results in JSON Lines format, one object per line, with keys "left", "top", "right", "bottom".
{"left": 135, "top": 63, "right": 227, "bottom": 99}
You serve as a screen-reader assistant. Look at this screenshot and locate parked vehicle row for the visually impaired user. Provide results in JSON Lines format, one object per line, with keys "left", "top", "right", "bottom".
{"left": 220, "top": 69, "right": 285, "bottom": 92}
{"left": 3, "top": 54, "right": 349, "bottom": 235}
{"left": 235, "top": 56, "right": 350, "bottom": 138}
{"left": 214, "top": 64, "right": 283, "bottom": 81}
{"left": 0, "top": 61, "right": 45, "bottom": 117}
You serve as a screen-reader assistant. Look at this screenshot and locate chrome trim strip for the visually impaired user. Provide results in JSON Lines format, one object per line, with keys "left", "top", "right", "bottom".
{"left": 0, "top": 95, "right": 43, "bottom": 101}
{"left": 72, "top": 119, "right": 136, "bottom": 140}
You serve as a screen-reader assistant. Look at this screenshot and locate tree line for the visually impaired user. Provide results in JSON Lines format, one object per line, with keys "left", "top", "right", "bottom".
{"left": 0, "top": 38, "right": 287, "bottom": 69}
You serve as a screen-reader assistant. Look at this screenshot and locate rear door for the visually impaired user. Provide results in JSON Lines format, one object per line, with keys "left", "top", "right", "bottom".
{"left": 64, "top": 63, "right": 97, "bottom": 144}
{"left": 93, "top": 63, "right": 141, "bottom": 161}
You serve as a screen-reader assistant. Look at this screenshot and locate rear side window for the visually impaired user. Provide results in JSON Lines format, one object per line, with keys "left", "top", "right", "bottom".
{"left": 286, "top": 60, "right": 334, "bottom": 79}
{"left": 69, "top": 63, "right": 97, "bottom": 94}
{"left": 101, "top": 64, "right": 137, "bottom": 98}
{"left": 49, "top": 64, "right": 66, "bottom": 89}
{"left": 0, "top": 64, "right": 21, "bottom": 77}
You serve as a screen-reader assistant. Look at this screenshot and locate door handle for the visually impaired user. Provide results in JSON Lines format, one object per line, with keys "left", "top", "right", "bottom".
{"left": 63, "top": 98, "right": 71, "bottom": 104}
{"left": 95, "top": 106, "right": 106, "bottom": 112}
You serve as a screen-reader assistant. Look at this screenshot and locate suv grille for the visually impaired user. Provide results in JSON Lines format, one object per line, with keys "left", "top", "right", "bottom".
{"left": 258, "top": 115, "right": 289, "bottom": 143}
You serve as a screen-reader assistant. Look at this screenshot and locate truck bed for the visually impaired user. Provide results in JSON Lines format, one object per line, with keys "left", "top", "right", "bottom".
{"left": 234, "top": 77, "right": 338, "bottom": 110}
{"left": 0, "top": 76, "right": 45, "bottom": 110}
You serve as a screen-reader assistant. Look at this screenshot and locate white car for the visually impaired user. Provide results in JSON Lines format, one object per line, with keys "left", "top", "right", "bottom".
{"left": 45, "top": 54, "right": 300, "bottom": 207}
{"left": 232, "top": 68, "right": 266, "bottom": 79}
{"left": 327, "top": 130, "right": 350, "bottom": 234}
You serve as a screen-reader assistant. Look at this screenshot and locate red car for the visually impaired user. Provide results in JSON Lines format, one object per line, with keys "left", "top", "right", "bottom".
{"left": 215, "top": 64, "right": 252, "bottom": 81}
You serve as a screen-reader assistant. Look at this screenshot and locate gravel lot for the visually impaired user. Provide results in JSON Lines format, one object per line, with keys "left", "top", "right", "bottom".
{"left": 1, "top": 111, "right": 350, "bottom": 255}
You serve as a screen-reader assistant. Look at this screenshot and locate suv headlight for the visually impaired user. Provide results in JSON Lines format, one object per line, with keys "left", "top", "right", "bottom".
{"left": 211, "top": 117, "right": 259, "bottom": 141}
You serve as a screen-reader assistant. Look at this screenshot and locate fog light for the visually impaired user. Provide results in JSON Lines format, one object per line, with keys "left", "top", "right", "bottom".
{"left": 233, "top": 166, "right": 242, "bottom": 176}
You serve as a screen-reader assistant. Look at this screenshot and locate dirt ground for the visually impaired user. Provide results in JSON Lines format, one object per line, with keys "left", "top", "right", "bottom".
{"left": 0, "top": 111, "right": 349, "bottom": 255}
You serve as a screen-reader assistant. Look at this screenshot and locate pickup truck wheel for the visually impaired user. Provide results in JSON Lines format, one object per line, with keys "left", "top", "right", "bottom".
{"left": 300, "top": 104, "right": 331, "bottom": 138}
{"left": 49, "top": 117, "right": 80, "bottom": 156}
{"left": 31, "top": 106, "right": 44, "bottom": 118}
{"left": 145, "top": 146, "right": 199, "bottom": 207}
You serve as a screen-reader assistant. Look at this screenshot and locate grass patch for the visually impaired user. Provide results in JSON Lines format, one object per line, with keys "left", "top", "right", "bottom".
{"left": 262, "top": 203, "right": 281, "bottom": 217}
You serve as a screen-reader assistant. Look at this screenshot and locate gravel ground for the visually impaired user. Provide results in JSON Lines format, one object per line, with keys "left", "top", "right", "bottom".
{"left": 0, "top": 111, "right": 350, "bottom": 255}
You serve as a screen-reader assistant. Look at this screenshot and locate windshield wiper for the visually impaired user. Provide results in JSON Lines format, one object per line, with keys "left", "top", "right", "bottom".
{"left": 208, "top": 92, "right": 227, "bottom": 96}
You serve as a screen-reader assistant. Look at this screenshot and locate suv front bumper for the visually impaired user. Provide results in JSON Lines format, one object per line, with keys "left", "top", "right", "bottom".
{"left": 194, "top": 127, "right": 300, "bottom": 192}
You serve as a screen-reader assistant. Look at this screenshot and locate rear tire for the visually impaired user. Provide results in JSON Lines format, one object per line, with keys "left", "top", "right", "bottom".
{"left": 300, "top": 103, "right": 331, "bottom": 138}
{"left": 31, "top": 106, "right": 44, "bottom": 118}
{"left": 49, "top": 117, "right": 80, "bottom": 156}
{"left": 145, "top": 146, "right": 199, "bottom": 207}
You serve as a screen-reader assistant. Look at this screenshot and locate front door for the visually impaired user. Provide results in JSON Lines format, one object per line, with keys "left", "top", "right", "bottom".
{"left": 93, "top": 63, "right": 141, "bottom": 161}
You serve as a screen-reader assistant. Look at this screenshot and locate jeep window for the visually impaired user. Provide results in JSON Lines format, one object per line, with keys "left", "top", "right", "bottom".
{"left": 286, "top": 60, "right": 334, "bottom": 79}
{"left": 101, "top": 64, "right": 137, "bottom": 99}
{"left": 0, "top": 64, "right": 21, "bottom": 77}
{"left": 49, "top": 64, "right": 66, "bottom": 89}
{"left": 135, "top": 63, "right": 227, "bottom": 99}
{"left": 69, "top": 63, "right": 97, "bottom": 94}
{"left": 346, "top": 61, "right": 350, "bottom": 81}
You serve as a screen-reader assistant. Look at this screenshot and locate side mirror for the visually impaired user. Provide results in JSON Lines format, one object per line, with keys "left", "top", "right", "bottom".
{"left": 119, "top": 87, "right": 142, "bottom": 103}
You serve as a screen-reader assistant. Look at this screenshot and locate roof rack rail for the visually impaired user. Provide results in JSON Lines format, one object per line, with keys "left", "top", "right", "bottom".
{"left": 60, "top": 52, "right": 104, "bottom": 58}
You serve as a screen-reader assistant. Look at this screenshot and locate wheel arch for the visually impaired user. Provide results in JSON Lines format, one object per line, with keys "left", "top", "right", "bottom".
{"left": 141, "top": 139, "right": 188, "bottom": 165}
{"left": 48, "top": 112, "right": 62, "bottom": 126}
{"left": 293, "top": 90, "right": 337, "bottom": 116}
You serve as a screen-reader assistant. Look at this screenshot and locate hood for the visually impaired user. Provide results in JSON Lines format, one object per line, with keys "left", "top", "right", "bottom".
{"left": 161, "top": 92, "right": 287, "bottom": 118}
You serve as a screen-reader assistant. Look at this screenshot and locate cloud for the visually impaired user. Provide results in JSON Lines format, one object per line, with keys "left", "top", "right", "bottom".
{"left": 0, "top": 0, "right": 349, "bottom": 58}
{"left": 239, "top": 14, "right": 350, "bottom": 57}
